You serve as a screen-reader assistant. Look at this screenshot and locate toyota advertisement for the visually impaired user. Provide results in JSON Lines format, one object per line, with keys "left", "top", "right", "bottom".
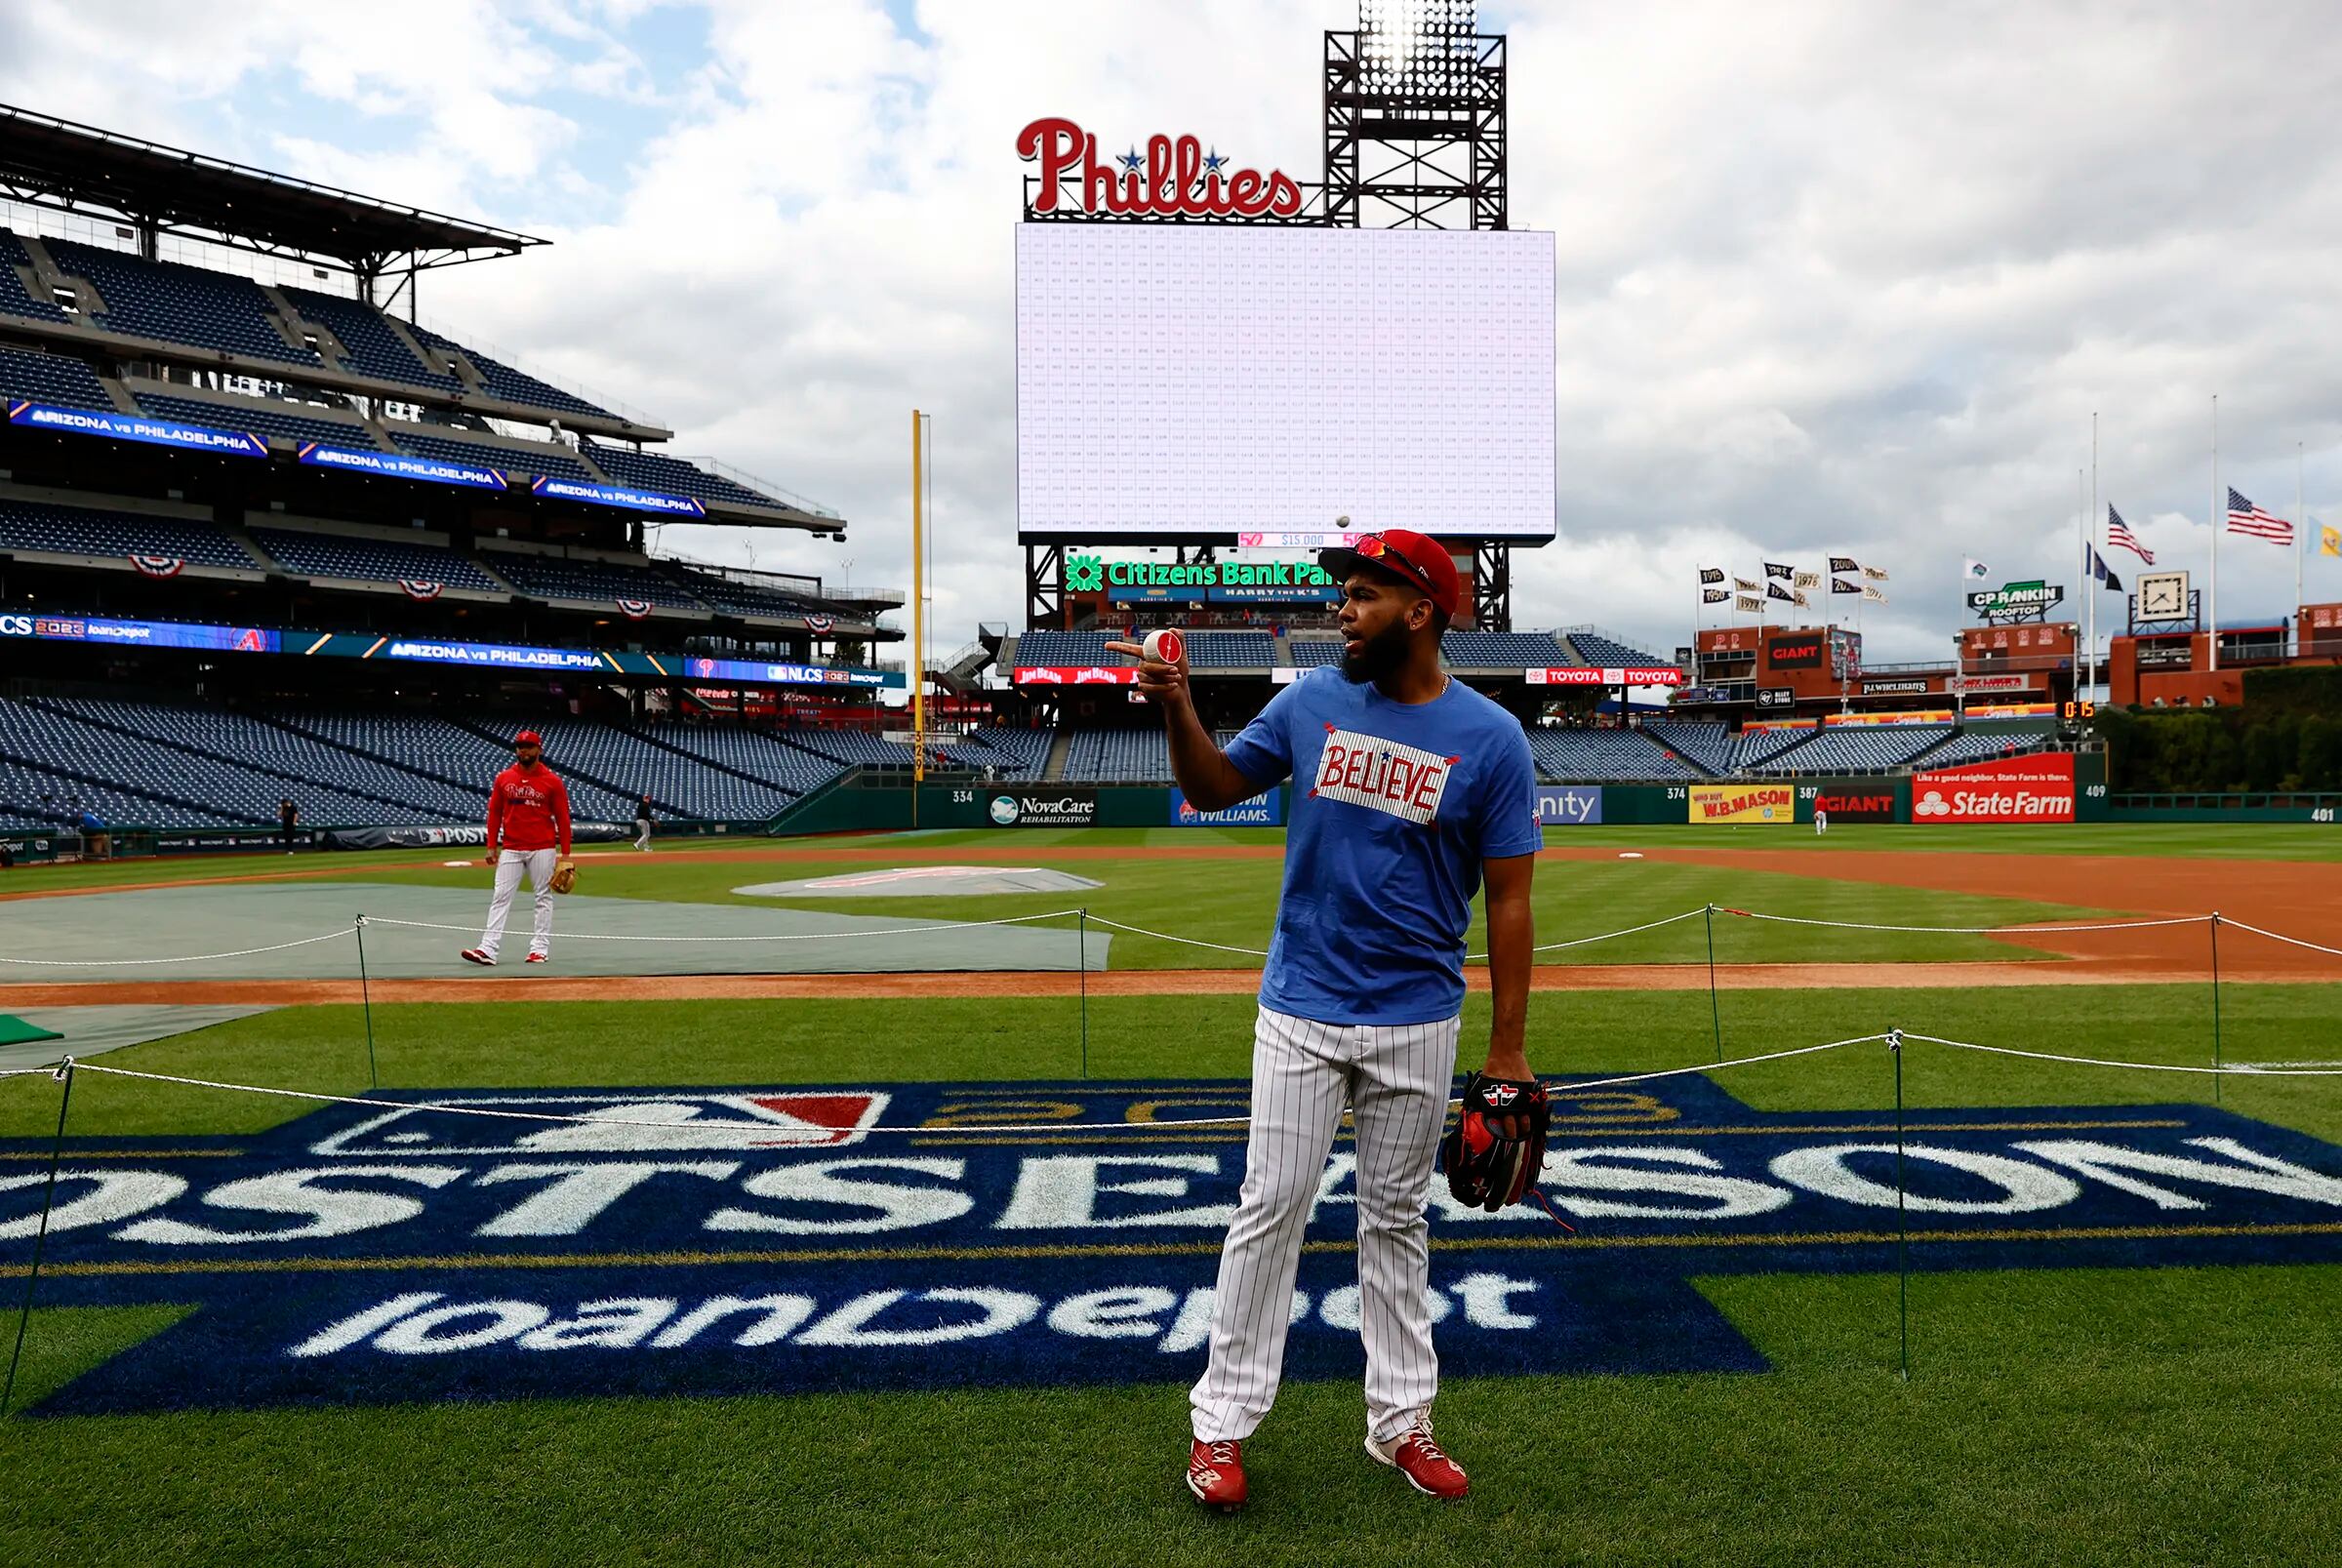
{"left": 1911, "top": 755, "right": 2076, "bottom": 824}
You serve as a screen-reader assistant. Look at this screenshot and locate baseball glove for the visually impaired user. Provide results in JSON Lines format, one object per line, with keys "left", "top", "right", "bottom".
{"left": 1441, "top": 1071, "right": 1551, "bottom": 1213}
{"left": 548, "top": 862, "right": 579, "bottom": 896}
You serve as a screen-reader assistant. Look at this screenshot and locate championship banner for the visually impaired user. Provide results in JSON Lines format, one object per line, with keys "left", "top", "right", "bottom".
{"left": 1689, "top": 784, "right": 1796, "bottom": 824}
{"left": 529, "top": 475, "right": 708, "bottom": 518}
{"left": 1912, "top": 754, "right": 2076, "bottom": 824}
{"left": 298, "top": 443, "right": 507, "bottom": 491}
{"left": 9, "top": 400, "right": 266, "bottom": 459}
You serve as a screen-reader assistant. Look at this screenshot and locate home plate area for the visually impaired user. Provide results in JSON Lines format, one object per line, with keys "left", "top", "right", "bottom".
{"left": 11, "top": 1076, "right": 2342, "bottom": 1416}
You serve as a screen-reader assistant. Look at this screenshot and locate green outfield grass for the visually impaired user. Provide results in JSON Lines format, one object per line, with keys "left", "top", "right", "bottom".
{"left": 1, "top": 985, "right": 2339, "bottom": 1566}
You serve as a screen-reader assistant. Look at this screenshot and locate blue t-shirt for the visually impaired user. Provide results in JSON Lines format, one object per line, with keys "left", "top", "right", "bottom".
{"left": 1224, "top": 667, "right": 1540, "bottom": 1025}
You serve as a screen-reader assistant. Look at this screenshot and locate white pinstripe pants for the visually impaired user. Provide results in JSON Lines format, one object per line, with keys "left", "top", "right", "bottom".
{"left": 1191, "top": 1004, "right": 1462, "bottom": 1445}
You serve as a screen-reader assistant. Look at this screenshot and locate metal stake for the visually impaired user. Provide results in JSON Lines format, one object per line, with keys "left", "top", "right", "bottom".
{"left": 1077, "top": 907, "right": 1090, "bottom": 1080}
{"left": 2, "top": 1058, "right": 76, "bottom": 1416}
{"left": 2209, "top": 912, "right": 2224, "bottom": 1105}
{"left": 1890, "top": 1029, "right": 1911, "bottom": 1383}
{"left": 355, "top": 915, "right": 380, "bottom": 1090}
{"left": 1704, "top": 905, "right": 1723, "bottom": 1064}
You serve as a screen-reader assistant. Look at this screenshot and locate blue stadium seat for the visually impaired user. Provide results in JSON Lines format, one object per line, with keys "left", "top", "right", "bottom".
{"left": 669, "top": 568, "right": 826, "bottom": 620}
{"left": 1287, "top": 637, "right": 1346, "bottom": 666}
{"left": 952, "top": 728, "right": 1053, "bottom": 780}
{"left": 1646, "top": 721, "right": 1732, "bottom": 774}
{"left": 1014, "top": 631, "right": 1118, "bottom": 668}
{"left": 0, "top": 346, "right": 111, "bottom": 408}
{"left": 582, "top": 444, "right": 787, "bottom": 510}
{"left": 639, "top": 721, "right": 851, "bottom": 798}
{"left": 0, "top": 499, "right": 256, "bottom": 568}
{"left": 0, "top": 231, "right": 68, "bottom": 324}
{"left": 1063, "top": 729, "right": 1170, "bottom": 782}
{"left": 498, "top": 719, "right": 800, "bottom": 821}
{"left": 1442, "top": 630, "right": 1565, "bottom": 666}
{"left": 1529, "top": 730, "right": 1698, "bottom": 782}
{"left": 1565, "top": 632, "right": 1667, "bottom": 667}
{"left": 407, "top": 323, "right": 615, "bottom": 420}
{"left": 777, "top": 728, "right": 934, "bottom": 770}
{"left": 1183, "top": 632, "right": 1275, "bottom": 669}
{"left": 481, "top": 549, "right": 707, "bottom": 610}
{"left": 282, "top": 287, "right": 461, "bottom": 393}
{"left": 249, "top": 527, "right": 503, "bottom": 591}
{"left": 135, "top": 392, "right": 383, "bottom": 449}
{"left": 1918, "top": 725, "right": 2054, "bottom": 768}
{"left": 45, "top": 238, "right": 319, "bottom": 367}
{"left": 389, "top": 428, "right": 596, "bottom": 483}
{"left": 1755, "top": 724, "right": 1952, "bottom": 773}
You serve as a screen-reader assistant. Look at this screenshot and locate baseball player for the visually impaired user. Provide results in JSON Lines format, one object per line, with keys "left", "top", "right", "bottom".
{"left": 633, "top": 793, "right": 655, "bottom": 853}
{"left": 1110, "top": 528, "right": 1543, "bottom": 1511}
{"left": 461, "top": 729, "right": 574, "bottom": 967}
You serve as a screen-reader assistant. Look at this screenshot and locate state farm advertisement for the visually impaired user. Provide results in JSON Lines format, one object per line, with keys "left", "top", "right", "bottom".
{"left": 1911, "top": 754, "right": 2075, "bottom": 824}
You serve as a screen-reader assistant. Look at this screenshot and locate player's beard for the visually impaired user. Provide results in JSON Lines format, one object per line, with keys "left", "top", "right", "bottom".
{"left": 1341, "top": 616, "right": 1413, "bottom": 685}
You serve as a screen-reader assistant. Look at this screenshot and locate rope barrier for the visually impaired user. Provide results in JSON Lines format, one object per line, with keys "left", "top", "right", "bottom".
{"left": 0, "top": 926, "right": 357, "bottom": 967}
{"left": 1900, "top": 1031, "right": 2342, "bottom": 1077}
{"left": 355, "top": 910, "right": 1087, "bottom": 944}
{"left": 1717, "top": 907, "right": 2210, "bottom": 936}
{"left": 2215, "top": 917, "right": 2342, "bottom": 961}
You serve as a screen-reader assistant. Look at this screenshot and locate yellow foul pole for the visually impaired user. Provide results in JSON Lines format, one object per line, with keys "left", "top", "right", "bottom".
{"left": 911, "top": 410, "right": 926, "bottom": 794}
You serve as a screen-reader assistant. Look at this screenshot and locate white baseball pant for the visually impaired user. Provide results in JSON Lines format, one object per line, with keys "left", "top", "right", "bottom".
{"left": 1191, "top": 1004, "right": 1462, "bottom": 1446}
{"left": 479, "top": 847, "right": 557, "bottom": 960}
{"left": 634, "top": 821, "right": 653, "bottom": 852}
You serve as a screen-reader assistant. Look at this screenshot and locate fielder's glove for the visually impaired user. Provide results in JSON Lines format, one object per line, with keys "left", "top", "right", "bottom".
{"left": 548, "top": 863, "right": 579, "bottom": 896}
{"left": 1441, "top": 1071, "right": 1550, "bottom": 1213}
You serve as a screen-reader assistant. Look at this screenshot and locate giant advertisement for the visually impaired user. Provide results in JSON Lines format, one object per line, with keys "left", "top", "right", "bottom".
{"left": 1170, "top": 787, "right": 1282, "bottom": 826}
{"left": 1016, "top": 225, "right": 1555, "bottom": 540}
{"left": 1689, "top": 784, "right": 1797, "bottom": 824}
{"left": 1532, "top": 785, "right": 1603, "bottom": 825}
{"left": 1798, "top": 781, "right": 1904, "bottom": 824}
{"left": 1912, "top": 754, "right": 2076, "bottom": 824}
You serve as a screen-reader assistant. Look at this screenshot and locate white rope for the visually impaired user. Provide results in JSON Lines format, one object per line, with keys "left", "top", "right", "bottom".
{"left": 65, "top": 1035, "right": 1887, "bottom": 1135}
{"left": 1507, "top": 905, "right": 1709, "bottom": 958}
{"left": 2217, "top": 917, "right": 2342, "bottom": 960}
{"left": 1719, "top": 907, "right": 2209, "bottom": 936}
{"left": 1078, "top": 914, "right": 1269, "bottom": 957}
{"left": 1090, "top": 905, "right": 1714, "bottom": 961}
{"left": 1901, "top": 1031, "right": 2342, "bottom": 1077}
{"left": 356, "top": 910, "right": 1086, "bottom": 944}
{"left": 0, "top": 926, "right": 357, "bottom": 967}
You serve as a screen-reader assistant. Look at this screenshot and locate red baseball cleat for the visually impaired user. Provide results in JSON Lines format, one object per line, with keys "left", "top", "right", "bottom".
{"left": 1186, "top": 1438, "right": 1246, "bottom": 1511}
{"left": 460, "top": 948, "right": 496, "bottom": 967}
{"left": 1366, "top": 1421, "right": 1469, "bottom": 1500}
{"left": 525, "top": 952, "right": 549, "bottom": 964}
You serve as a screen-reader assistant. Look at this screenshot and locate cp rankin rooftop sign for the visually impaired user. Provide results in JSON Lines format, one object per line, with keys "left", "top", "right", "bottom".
{"left": 1019, "top": 118, "right": 1307, "bottom": 221}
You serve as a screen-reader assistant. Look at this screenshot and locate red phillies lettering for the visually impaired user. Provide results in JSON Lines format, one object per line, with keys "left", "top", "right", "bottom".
{"left": 1018, "top": 117, "right": 1305, "bottom": 219}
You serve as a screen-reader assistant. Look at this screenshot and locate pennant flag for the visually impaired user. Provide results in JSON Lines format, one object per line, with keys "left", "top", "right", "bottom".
{"left": 1792, "top": 570, "right": 1822, "bottom": 589}
{"left": 1792, "top": 589, "right": 1811, "bottom": 608}
{"left": 806, "top": 613, "right": 836, "bottom": 634}
{"left": 1961, "top": 558, "right": 1991, "bottom": 582}
{"left": 1735, "top": 594, "right": 1763, "bottom": 613}
{"left": 617, "top": 597, "right": 654, "bottom": 620}
{"left": 1702, "top": 587, "right": 1729, "bottom": 604}
{"left": 399, "top": 579, "right": 444, "bottom": 601}
{"left": 1831, "top": 578, "right": 1861, "bottom": 594}
{"left": 2106, "top": 506, "right": 2155, "bottom": 564}
{"left": 1766, "top": 581, "right": 1796, "bottom": 602}
{"left": 131, "top": 554, "right": 184, "bottom": 579}
{"left": 2227, "top": 487, "right": 2294, "bottom": 544}
{"left": 1733, "top": 576, "right": 1759, "bottom": 592}
{"left": 1699, "top": 567, "right": 1725, "bottom": 584}
{"left": 1862, "top": 565, "right": 1890, "bottom": 582}
{"left": 1862, "top": 585, "right": 1888, "bottom": 604}
{"left": 1764, "top": 562, "right": 1793, "bottom": 580}
{"left": 2323, "top": 525, "right": 2341, "bottom": 559}
{"left": 1829, "top": 556, "right": 1859, "bottom": 574}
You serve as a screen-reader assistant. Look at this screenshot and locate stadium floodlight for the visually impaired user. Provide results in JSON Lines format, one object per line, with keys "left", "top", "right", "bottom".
{"left": 1357, "top": 0, "right": 1477, "bottom": 91}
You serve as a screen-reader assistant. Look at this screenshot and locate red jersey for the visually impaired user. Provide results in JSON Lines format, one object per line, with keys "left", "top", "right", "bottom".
{"left": 485, "top": 763, "right": 572, "bottom": 854}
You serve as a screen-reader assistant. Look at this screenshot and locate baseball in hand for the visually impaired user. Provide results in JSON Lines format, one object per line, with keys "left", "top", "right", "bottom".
{"left": 1144, "top": 628, "right": 1185, "bottom": 665}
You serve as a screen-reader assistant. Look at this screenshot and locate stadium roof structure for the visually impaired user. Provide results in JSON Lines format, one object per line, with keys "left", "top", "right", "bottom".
{"left": 0, "top": 103, "right": 545, "bottom": 282}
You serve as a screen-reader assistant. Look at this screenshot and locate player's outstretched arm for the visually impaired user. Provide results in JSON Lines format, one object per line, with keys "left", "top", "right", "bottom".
{"left": 1105, "top": 638, "right": 1257, "bottom": 811}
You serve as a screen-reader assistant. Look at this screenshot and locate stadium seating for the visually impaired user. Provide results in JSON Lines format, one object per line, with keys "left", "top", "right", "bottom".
{"left": 1442, "top": 630, "right": 1564, "bottom": 666}
{"left": 582, "top": 444, "right": 783, "bottom": 510}
{"left": 1730, "top": 728, "right": 1817, "bottom": 771}
{"left": 1756, "top": 724, "right": 1952, "bottom": 773}
{"left": 265, "top": 707, "right": 635, "bottom": 822}
{"left": 492, "top": 719, "right": 799, "bottom": 822}
{"left": 45, "top": 238, "right": 318, "bottom": 367}
{"left": 0, "top": 345, "right": 111, "bottom": 408}
{"left": 482, "top": 549, "right": 708, "bottom": 610}
{"left": 670, "top": 569, "right": 826, "bottom": 620}
{"left": 0, "top": 499, "right": 257, "bottom": 568}
{"left": 1565, "top": 631, "right": 1667, "bottom": 667}
{"left": 776, "top": 728, "right": 932, "bottom": 769}
{"left": 1918, "top": 726, "right": 2055, "bottom": 768}
{"left": 637, "top": 722, "right": 852, "bottom": 797}
{"left": 1183, "top": 632, "right": 1275, "bottom": 669}
{"left": 952, "top": 728, "right": 1052, "bottom": 780}
{"left": 1013, "top": 631, "right": 1118, "bottom": 668}
{"left": 1645, "top": 721, "right": 1732, "bottom": 774}
{"left": 0, "top": 752, "right": 248, "bottom": 830}
{"left": 388, "top": 428, "right": 596, "bottom": 482}
{"left": 407, "top": 323, "right": 614, "bottom": 421}
{"left": 248, "top": 527, "right": 504, "bottom": 591}
{"left": 281, "top": 286, "right": 460, "bottom": 393}
{"left": 135, "top": 392, "right": 382, "bottom": 449}
{"left": 1529, "top": 729, "right": 1699, "bottom": 782}
{"left": 1063, "top": 728, "right": 1170, "bottom": 782}
{"left": 1287, "top": 637, "right": 1345, "bottom": 666}
{"left": 0, "top": 231, "right": 68, "bottom": 324}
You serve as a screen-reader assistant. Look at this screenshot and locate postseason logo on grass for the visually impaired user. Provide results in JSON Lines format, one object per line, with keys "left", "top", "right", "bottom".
{"left": 7, "top": 1077, "right": 2342, "bottom": 1417}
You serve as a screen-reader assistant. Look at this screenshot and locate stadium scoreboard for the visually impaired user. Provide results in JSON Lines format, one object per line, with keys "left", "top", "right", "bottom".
{"left": 1016, "top": 225, "right": 1555, "bottom": 543}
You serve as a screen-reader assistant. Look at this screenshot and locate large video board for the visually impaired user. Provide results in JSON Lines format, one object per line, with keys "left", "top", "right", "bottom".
{"left": 1016, "top": 225, "right": 1555, "bottom": 541}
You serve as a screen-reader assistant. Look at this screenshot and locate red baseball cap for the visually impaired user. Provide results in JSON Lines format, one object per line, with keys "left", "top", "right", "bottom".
{"left": 513, "top": 730, "right": 543, "bottom": 746}
{"left": 1320, "top": 529, "right": 1461, "bottom": 620}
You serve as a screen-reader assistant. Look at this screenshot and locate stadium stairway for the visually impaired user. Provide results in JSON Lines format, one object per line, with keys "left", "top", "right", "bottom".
{"left": 1041, "top": 729, "right": 1074, "bottom": 783}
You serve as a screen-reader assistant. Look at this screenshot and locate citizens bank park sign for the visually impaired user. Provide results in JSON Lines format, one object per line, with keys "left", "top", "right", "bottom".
{"left": 9, "top": 1076, "right": 2340, "bottom": 1415}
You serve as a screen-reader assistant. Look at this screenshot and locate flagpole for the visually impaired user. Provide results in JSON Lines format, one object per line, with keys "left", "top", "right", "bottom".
{"left": 2297, "top": 440, "right": 2306, "bottom": 647}
{"left": 2089, "top": 416, "right": 2099, "bottom": 699}
{"left": 2210, "top": 394, "right": 2220, "bottom": 674}
{"left": 2078, "top": 466, "right": 2089, "bottom": 699}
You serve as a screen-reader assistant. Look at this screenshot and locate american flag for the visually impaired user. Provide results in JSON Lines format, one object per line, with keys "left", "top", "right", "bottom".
{"left": 2227, "top": 487, "right": 2294, "bottom": 544}
{"left": 2105, "top": 505, "right": 2154, "bottom": 564}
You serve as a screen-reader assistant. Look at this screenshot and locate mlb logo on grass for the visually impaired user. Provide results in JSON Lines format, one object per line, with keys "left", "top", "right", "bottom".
{"left": 309, "top": 1091, "right": 889, "bottom": 1156}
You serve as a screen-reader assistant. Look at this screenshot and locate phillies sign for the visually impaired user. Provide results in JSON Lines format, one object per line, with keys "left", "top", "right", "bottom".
{"left": 1911, "top": 754, "right": 2076, "bottom": 824}
{"left": 1018, "top": 118, "right": 1304, "bottom": 220}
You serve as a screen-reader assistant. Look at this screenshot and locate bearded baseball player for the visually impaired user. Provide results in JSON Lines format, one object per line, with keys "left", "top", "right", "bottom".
{"left": 1109, "top": 528, "right": 1546, "bottom": 1511}
{"left": 461, "top": 729, "right": 575, "bottom": 967}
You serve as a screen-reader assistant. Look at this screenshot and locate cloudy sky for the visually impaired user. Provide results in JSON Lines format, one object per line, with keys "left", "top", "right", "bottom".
{"left": 5, "top": 0, "right": 2340, "bottom": 666}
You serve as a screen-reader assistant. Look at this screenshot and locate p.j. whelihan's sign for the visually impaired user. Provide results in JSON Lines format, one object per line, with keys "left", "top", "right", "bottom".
{"left": 1018, "top": 118, "right": 1306, "bottom": 220}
